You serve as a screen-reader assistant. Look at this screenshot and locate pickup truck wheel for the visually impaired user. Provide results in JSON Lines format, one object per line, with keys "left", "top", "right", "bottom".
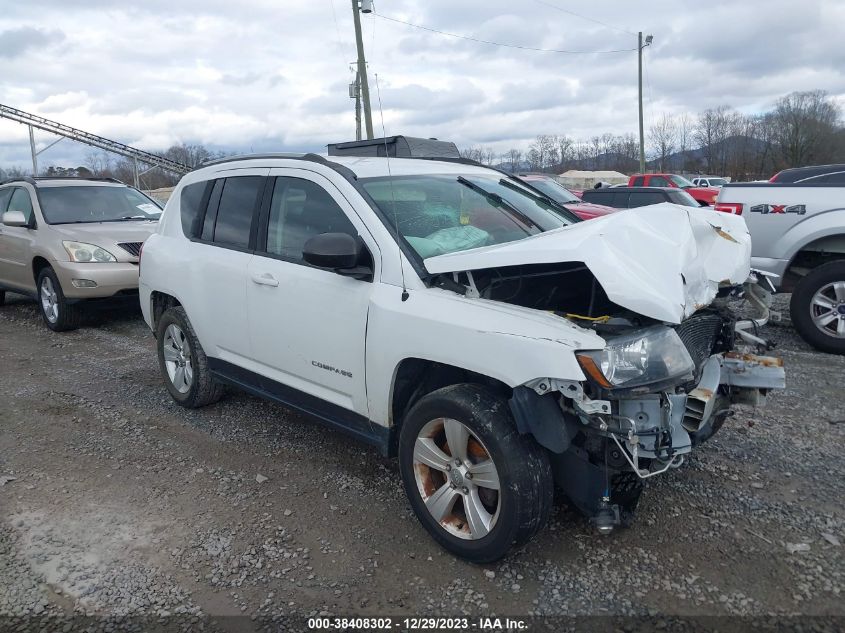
{"left": 790, "top": 261, "right": 845, "bottom": 354}
{"left": 399, "top": 384, "right": 553, "bottom": 563}
{"left": 37, "top": 268, "right": 81, "bottom": 332}
{"left": 156, "top": 306, "right": 224, "bottom": 408}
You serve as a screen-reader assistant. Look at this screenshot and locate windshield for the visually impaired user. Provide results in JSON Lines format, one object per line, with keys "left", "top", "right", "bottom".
{"left": 360, "top": 174, "right": 572, "bottom": 259}
{"left": 669, "top": 175, "right": 696, "bottom": 188}
{"left": 38, "top": 186, "right": 163, "bottom": 224}
{"left": 521, "top": 178, "right": 581, "bottom": 203}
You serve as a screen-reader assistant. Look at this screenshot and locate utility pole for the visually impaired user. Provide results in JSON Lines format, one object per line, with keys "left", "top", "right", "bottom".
{"left": 638, "top": 32, "right": 653, "bottom": 174}
{"left": 28, "top": 125, "right": 38, "bottom": 176}
{"left": 349, "top": 70, "right": 362, "bottom": 141}
{"left": 351, "top": 0, "right": 374, "bottom": 139}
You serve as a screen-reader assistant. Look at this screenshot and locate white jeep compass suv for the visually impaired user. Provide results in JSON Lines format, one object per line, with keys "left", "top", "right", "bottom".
{"left": 139, "top": 152, "right": 784, "bottom": 562}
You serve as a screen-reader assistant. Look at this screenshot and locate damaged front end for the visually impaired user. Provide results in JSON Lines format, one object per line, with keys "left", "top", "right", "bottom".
{"left": 509, "top": 272, "right": 785, "bottom": 533}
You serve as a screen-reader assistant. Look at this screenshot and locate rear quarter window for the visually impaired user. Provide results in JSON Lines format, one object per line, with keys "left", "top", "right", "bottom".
{"left": 180, "top": 181, "right": 210, "bottom": 238}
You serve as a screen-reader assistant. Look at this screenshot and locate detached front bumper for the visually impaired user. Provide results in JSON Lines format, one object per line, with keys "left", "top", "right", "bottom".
{"left": 52, "top": 260, "right": 140, "bottom": 300}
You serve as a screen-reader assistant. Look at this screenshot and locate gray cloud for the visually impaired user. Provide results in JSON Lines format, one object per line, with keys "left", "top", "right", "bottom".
{"left": 0, "top": 0, "right": 843, "bottom": 168}
{"left": 0, "top": 26, "right": 65, "bottom": 58}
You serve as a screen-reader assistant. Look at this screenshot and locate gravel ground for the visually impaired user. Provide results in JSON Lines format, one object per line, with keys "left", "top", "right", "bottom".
{"left": 0, "top": 293, "right": 843, "bottom": 631}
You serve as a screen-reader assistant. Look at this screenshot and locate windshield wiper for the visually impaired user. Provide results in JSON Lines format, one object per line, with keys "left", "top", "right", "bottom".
{"left": 500, "top": 178, "right": 581, "bottom": 223}
{"left": 97, "top": 215, "right": 160, "bottom": 222}
{"left": 456, "top": 176, "right": 540, "bottom": 229}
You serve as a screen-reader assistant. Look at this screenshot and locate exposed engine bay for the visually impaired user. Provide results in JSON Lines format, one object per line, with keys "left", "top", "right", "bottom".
{"left": 432, "top": 262, "right": 785, "bottom": 533}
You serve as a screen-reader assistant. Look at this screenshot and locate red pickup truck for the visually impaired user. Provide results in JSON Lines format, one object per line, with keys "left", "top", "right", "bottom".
{"left": 628, "top": 173, "right": 718, "bottom": 206}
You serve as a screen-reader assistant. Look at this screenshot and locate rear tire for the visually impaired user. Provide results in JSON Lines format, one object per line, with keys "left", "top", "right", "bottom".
{"left": 398, "top": 384, "right": 553, "bottom": 563}
{"left": 790, "top": 260, "right": 845, "bottom": 355}
{"left": 156, "top": 306, "right": 224, "bottom": 408}
{"left": 37, "top": 267, "right": 81, "bottom": 332}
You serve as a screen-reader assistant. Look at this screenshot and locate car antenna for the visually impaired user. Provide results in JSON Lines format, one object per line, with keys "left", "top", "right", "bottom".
{"left": 374, "top": 72, "right": 409, "bottom": 302}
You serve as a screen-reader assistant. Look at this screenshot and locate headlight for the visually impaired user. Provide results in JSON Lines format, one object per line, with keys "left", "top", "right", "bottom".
{"left": 63, "top": 241, "right": 117, "bottom": 263}
{"left": 576, "top": 326, "right": 694, "bottom": 390}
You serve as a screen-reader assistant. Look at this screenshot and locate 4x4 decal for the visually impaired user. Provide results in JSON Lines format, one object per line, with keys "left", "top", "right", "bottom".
{"left": 749, "top": 203, "right": 807, "bottom": 215}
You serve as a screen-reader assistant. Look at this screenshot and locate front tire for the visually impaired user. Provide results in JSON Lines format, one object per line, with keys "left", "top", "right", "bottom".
{"left": 37, "top": 267, "right": 81, "bottom": 332}
{"left": 156, "top": 306, "right": 224, "bottom": 408}
{"left": 790, "top": 260, "right": 845, "bottom": 354}
{"left": 398, "top": 384, "right": 553, "bottom": 563}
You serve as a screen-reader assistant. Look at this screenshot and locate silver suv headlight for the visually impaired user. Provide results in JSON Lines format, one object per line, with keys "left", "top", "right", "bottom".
{"left": 576, "top": 326, "right": 694, "bottom": 390}
{"left": 63, "top": 241, "right": 117, "bottom": 263}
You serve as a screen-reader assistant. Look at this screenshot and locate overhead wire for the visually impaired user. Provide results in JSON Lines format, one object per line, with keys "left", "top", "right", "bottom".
{"left": 530, "top": 0, "right": 636, "bottom": 36}
{"left": 373, "top": 13, "right": 637, "bottom": 54}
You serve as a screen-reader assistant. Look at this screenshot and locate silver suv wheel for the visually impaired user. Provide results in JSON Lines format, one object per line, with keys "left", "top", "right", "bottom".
{"left": 40, "top": 276, "right": 59, "bottom": 323}
{"left": 810, "top": 281, "right": 845, "bottom": 338}
{"left": 162, "top": 323, "right": 194, "bottom": 393}
{"left": 413, "top": 417, "right": 501, "bottom": 540}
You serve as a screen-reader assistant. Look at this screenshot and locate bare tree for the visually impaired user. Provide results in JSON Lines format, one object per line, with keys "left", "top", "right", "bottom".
{"left": 506, "top": 148, "right": 523, "bottom": 172}
{"left": 771, "top": 90, "right": 842, "bottom": 167}
{"left": 677, "top": 113, "right": 693, "bottom": 171}
{"left": 649, "top": 114, "right": 678, "bottom": 172}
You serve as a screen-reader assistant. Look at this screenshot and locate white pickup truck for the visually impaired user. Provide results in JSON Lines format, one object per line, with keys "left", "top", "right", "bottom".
{"left": 716, "top": 181, "right": 845, "bottom": 354}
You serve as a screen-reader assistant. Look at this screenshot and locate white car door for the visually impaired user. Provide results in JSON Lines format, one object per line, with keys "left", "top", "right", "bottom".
{"left": 187, "top": 169, "right": 268, "bottom": 365}
{"left": 244, "top": 168, "right": 378, "bottom": 422}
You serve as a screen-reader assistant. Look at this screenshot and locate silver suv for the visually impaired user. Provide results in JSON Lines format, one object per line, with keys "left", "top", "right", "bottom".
{"left": 0, "top": 177, "right": 161, "bottom": 330}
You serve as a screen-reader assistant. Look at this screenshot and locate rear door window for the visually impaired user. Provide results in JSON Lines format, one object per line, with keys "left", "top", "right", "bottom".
{"left": 649, "top": 176, "right": 670, "bottom": 187}
{"left": 205, "top": 177, "right": 265, "bottom": 249}
{"left": 631, "top": 176, "right": 645, "bottom": 186}
{"left": 583, "top": 191, "right": 614, "bottom": 206}
{"left": 628, "top": 192, "right": 666, "bottom": 207}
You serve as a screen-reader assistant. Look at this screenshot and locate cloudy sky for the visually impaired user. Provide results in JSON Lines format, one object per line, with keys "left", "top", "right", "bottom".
{"left": 1, "top": 0, "right": 843, "bottom": 170}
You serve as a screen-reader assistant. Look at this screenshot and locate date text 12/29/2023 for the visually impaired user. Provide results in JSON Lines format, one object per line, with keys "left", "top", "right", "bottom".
{"left": 306, "top": 616, "right": 528, "bottom": 631}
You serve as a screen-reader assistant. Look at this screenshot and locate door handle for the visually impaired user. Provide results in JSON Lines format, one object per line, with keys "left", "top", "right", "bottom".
{"left": 251, "top": 272, "right": 279, "bottom": 287}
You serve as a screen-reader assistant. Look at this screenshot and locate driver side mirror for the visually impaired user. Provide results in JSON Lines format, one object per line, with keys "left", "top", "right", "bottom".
{"left": 302, "top": 233, "right": 372, "bottom": 281}
{"left": 2, "top": 210, "right": 28, "bottom": 227}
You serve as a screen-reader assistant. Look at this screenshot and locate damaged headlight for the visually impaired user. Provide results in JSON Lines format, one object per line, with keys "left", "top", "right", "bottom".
{"left": 576, "top": 326, "right": 694, "bottom": 390}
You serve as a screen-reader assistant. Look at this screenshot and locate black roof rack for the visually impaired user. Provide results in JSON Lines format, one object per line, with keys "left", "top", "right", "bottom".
{"left": 327, "top": 136, "right": 460, "bottom": 159}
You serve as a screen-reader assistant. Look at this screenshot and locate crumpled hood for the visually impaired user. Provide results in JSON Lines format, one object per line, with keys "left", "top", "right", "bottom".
{"left": 423, "top": 204, "right": 751, "bottom": 324}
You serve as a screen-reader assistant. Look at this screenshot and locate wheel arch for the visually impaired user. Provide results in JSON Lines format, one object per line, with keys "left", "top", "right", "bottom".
{"left": 388, "top": 358, "right": 511, "bottom": 455}
{"left": 782, "top": 233, "right": 845, "bottom": 292}
{"left": 31, "top": 255, "right": 52, "bottom": 284}
{"left": 149, "top": 290, "right": 183, "bottom": 334}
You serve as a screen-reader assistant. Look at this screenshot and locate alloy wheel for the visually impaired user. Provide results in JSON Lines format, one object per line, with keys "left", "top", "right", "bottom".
{"left": 810, "top": 281, "right": 845, "bottom": 338}
{"left": 40, "top": 277, "right": 59, "bottom": 323}
{"left": 412, "top": 417, "right": 501, "bottom": 540}
{"left": 162, "top": 324, "right": 194, "bottom": 393}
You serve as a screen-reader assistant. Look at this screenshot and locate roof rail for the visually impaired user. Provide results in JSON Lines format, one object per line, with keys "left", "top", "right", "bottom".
{"left": 199, "top": 153, "right": 307, "bottom": 168}
{"left": 0, "top": 176, "right": 37, "bottom": 187}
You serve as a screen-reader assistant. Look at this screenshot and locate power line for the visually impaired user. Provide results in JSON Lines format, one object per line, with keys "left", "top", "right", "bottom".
{"left": 531, "top": 0, "right": 636, "bottom": 36}
{"left": 374, "top": 13, "right": 637, "bottom": 54}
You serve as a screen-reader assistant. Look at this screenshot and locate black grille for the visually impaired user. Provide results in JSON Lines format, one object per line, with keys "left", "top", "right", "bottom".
{"left": 117, "top": 242, "right": 143, "bottom": 257}
{"left": 674, "top": 312, "right": 724, "bottom": 371}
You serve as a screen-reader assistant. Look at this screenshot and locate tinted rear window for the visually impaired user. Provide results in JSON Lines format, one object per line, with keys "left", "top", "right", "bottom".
{"left": 180, "top": 181, "right": 209, "bottom": 238}
{"left": 212, "top": 176, "right": 264, "bottom": 248}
